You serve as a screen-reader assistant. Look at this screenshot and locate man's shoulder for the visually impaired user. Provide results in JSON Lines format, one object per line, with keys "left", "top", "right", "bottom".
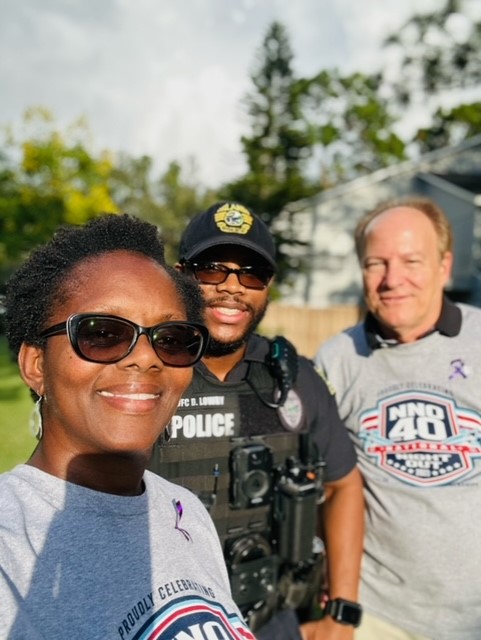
{"left": 249, "top": 332, "right": 301, "bottom": 362}
{"left": 253, "top": 333, "right": 322, "bottom": 370}
{"left": 317, "top": 322, "right": 366, "bottom": 357}
{"left": 458, "top": 302, "right": 481, "bottom": 320}
{"left": 247, "top": 332, "right": 270, "bottom": 358}
{"left": 455, "top": 302, "right": 481, "bottom": 339}
{"left": 250, "top": 333, "right": 334, "bottom": 392}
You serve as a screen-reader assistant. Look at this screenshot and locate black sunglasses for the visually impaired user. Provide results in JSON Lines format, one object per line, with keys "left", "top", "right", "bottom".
{"left": 39, "top": 313, "right": 209, "bottom": 367}
{"left": 186, "top": 262, "right": 274, "bottom": 290}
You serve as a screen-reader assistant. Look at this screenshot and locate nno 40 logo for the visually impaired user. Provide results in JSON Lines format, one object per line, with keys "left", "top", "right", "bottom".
{"left": 359, "top": 392, "right": 481, "bottom": 486}
{"left": 385, "top": 398, "right": 453, "bottom": 442}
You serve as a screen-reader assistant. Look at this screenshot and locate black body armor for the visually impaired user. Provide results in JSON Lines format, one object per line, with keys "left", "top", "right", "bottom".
{"left": 149, "top": 338, "right": 325, "bottom": 631}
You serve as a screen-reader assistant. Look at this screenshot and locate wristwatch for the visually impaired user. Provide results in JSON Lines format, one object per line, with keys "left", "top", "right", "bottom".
{"left": 325, "top": 598, "right": 363, "bottom": 627}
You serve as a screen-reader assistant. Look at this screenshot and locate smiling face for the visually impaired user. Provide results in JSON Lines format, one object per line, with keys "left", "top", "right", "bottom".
{"left": 361, "top": 206, "right": 453, "bottom": 343}
{"left": 188, "top": 246, "right": 270, "bottom": 356}
{"left": 19, "top": 251, "right": 193, "bottom": 472}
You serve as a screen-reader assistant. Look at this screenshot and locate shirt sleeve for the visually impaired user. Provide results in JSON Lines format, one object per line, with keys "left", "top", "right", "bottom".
{"left": 297, "top": 357, "right": 357, "bottom": 483}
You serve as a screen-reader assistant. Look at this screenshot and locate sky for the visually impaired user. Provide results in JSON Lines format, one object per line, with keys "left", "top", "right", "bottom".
{"left": 0, "top": 0, "right": 465, "bottom": 188}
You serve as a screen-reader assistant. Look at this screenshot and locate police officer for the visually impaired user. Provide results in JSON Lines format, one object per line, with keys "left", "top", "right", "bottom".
{"left": 151, "top": 202, "right": 364, "bottom": 640}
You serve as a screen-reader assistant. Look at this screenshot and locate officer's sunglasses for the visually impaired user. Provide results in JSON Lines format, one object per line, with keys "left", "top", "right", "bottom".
{"left": 39, "top": 313, "right": 209, "bottom": 367}
{"left": 186, "top": 262, "right": 274, "bottom": 290}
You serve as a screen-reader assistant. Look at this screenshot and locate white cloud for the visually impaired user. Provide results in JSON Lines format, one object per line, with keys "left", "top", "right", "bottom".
{"left": 0, "top": 0, "right": 458, "bottom": 187}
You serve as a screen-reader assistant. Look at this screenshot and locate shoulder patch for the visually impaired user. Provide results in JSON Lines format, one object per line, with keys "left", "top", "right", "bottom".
{"left": 277, "top": 388, "right": 305, "bottom": 431}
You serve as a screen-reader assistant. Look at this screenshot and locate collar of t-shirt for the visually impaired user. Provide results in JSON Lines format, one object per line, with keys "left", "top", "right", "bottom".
{"left": 364, "top": 296, "right": 462, "bottom": 349}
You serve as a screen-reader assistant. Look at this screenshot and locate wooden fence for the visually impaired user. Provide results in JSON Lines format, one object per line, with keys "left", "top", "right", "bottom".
{"left": 260, "top": 303, "right": 361, "bottom": 357}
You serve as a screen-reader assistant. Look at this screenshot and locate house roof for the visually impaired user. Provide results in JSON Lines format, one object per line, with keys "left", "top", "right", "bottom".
{"left": 287, "top": 134, "right": 481, "bottom": 212}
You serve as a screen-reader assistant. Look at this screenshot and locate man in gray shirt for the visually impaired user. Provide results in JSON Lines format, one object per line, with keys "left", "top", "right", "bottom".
{"left": 315, "top": 196, "right": 481, "bottom": 640}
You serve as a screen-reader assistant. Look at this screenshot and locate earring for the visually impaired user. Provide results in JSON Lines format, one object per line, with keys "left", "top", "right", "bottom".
{"left": 29, "top": 396, "right": 43, "bottom": 440}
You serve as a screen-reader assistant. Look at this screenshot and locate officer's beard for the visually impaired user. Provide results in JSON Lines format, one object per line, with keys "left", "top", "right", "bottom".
{"left": 205, "top": 299, "right": 268, "bottom": 357}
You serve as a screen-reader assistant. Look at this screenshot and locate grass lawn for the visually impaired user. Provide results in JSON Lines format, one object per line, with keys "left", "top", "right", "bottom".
{"left": 0, "top": 336, "right": 37, "bottom": 472}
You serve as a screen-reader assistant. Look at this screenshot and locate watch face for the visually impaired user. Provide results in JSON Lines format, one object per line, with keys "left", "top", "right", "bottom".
{"left": 339, "top": 602, "right": 362, "bottom": 625}
{"left": 328, "top": 599, "right": 362, "bottom": 627}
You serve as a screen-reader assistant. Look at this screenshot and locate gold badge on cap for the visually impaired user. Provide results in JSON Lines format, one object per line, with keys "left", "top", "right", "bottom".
{"left": 214, "top": 203, "right": 253, "bottom": 235}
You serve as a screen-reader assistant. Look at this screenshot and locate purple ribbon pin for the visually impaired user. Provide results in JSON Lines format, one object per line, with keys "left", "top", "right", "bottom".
{"left": 173, "top": 499, "right": 192, "bottom": 542}
{"left": 449, "top": 359, "right": 467, "bottom": 380}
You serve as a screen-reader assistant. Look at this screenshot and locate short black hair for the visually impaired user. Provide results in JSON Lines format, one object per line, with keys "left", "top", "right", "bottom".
{"left": 5, "top": 213, "right": 205, "bottom": 356}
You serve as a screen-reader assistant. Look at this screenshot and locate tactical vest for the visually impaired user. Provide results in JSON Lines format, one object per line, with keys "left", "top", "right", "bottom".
{"left": 149, "top": 344, "right": 325, "bottom": 631}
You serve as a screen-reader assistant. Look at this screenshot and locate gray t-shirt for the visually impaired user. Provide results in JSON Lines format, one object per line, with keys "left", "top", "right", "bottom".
{"left": 0, "top": 465, "right": 254, "bottom": 640}
{"left": 315, "top": 303, "right": 481, "bottom": 640}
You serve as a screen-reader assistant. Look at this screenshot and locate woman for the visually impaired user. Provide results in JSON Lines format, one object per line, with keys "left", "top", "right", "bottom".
{"left": 0, "top": 213, "right": 255, "bottom": 639}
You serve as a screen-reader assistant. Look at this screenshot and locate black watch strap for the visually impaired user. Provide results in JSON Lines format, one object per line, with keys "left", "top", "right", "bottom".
{"left": 325, "top": 598, "right": 363, "bottom": 627}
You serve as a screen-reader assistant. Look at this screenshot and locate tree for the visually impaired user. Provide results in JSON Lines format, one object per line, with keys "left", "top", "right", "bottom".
{"left": 382, "top": 0, "right": 481, "bottom": 151}
{"left": 112, "top": 158, "right": 217, "bottom": 264}
{"left": 222, "top": 21, "right": 318, "bottom": 286}
{"left": 0, "top": 109, "right": 218, "bottom": 280}
{"left": 385, "top": 0, "right": 481, "bottom": 100}
{"left": 414, "top": 101, "right": 481, "bottom": 153}
{"left": 222, "top": 22, "right": 409, "bottom": 285}
{"left": 298, "top": 70, "right": 406, "bottom": 187}
{"left": 0, "top": 108, "right": 117, "bottom": 278}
